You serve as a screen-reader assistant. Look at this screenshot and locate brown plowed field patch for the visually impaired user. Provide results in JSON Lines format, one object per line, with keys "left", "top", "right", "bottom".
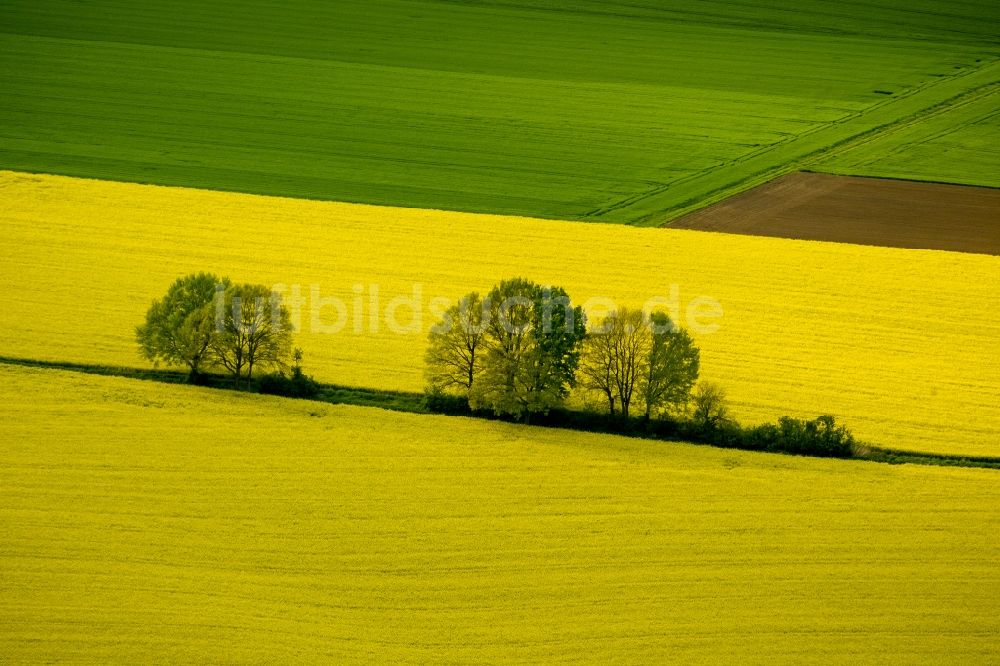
{"left": 670, "top": 172, "right": 1000, "bottom": 255}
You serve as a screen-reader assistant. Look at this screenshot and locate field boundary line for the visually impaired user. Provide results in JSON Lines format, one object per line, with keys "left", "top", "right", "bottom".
{"left": 581, "top": 58, "right": 1000, "bottom": 225}
{"left": 3, "top": 356, "right": 997, "bottom": 470}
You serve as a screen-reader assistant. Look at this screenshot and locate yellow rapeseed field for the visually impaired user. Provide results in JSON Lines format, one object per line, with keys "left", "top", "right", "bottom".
{"left": 1, "top": 171, "right": 998, "bottom": 456}
{"left": 1, "top": 364, "right": 998, "bottom": 662}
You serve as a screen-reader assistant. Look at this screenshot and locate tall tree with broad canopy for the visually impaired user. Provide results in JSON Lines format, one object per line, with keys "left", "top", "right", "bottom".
{"left": 136, "top": 272, "right": 230, "bottom": 381}
{"left": 642, "top": 311, "right": 700, "bottom": 419}
{"left": 424, "top": 292, "right": 488, "bottom": 396}
{"left": 579, "top": 307, "right": 647, "bottom": 419}
{"left": 211, "top": 283, "right": 293, "bottom": 389}
{"left": 580, "top": 308, "right": 700, "bottom": 420}
{"left": 468, "top": 278, "right": 586, "bottom": 420}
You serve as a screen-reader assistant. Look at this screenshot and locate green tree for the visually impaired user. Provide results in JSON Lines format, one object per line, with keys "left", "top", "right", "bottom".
{"left": 579, "top": 307, "right": 647, "bottom": 418}
{"left": 469, "top": 278, "right": 586, "bottom": 420}
{"left": 690, "top": 381, "right": 730, "bottom": 431}
{"left": 424, "top": 292, "right": 487, "bottom": 396}
{"left": 136, "top": 272, "right": 230, "bottom": 381}
{"left": 580, "top": 309, "right": 699, "bottom": 420}
{"left": 211, "top": 283, "right": 293, "bottom": 389}
{"left": 642, "top": 312, "right": 700, "bottom": 419}
{"left": 469, "top": 278, "right": 535, "bottom": 416}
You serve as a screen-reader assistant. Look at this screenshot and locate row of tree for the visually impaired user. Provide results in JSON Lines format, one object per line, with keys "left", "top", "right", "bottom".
{"left": 136, "top": 273, "right": 293, "bottom": 388}
{"left": 137, "top": 274, "right": 853, "bottom": 456}
{"left": 138, "top": 275, "right": 709, "bottom": 421}
{"left": 424, "top": 278, "right": 703, "bottom": 421}
{"left": 422, "top": 279, "right": 853, "bottom": 456}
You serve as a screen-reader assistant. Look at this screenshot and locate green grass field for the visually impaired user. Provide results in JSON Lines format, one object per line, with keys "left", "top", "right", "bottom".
{"left": 818, "top": 86, "right": 1000, "bottom": 187}
{"left": 1, "top": 364, "right": 998, "bottom": 662}
{"left": 2, "top": 0, "right": 998, "bottom": 222}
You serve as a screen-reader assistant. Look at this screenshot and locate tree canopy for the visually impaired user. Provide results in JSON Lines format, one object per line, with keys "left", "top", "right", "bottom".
{"left": 424, "top": 292, "right": 487, "bottom": 396}
{"left": 211, "top": 283, "right": 293, "bottom": 389}
{"left": 580, "top": 308, "right": 699, "bottom": 419}
{"left": 137, "top": 275, "right": 293, "bottom": 389}
{"left": 136, "top": 272, "right": 229, "bottom": 379}
{"left": 450, "top": 278, "right": 587, "bottom": 420}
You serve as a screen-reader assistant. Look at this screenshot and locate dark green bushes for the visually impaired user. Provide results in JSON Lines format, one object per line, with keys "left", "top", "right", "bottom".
{"left": 424, "top": 393, "right": 856, "bottom": 459}
{"left": 258, "top": 367, "right": 320, "bottom": 399}
{"left": 424, "top": 390, "right": 474, "bottom": 416}
{"left": 668, "top": 413, "right": 854, "bottom": 457}
{"left": 743, "top": 415, "right": 855, "bottom": 457}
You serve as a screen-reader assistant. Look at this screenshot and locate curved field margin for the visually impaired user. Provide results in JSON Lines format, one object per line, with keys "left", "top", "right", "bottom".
{"left": 670, "top": 172, "right": 1000, "bottom": 255}
{"left": 1, "top": 365, "right": 999, "bottom": 662}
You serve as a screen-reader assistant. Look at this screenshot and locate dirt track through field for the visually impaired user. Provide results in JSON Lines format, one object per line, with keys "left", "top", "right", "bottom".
{"left": 669, "top": 172, "right": 1000, "bottom": 255}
